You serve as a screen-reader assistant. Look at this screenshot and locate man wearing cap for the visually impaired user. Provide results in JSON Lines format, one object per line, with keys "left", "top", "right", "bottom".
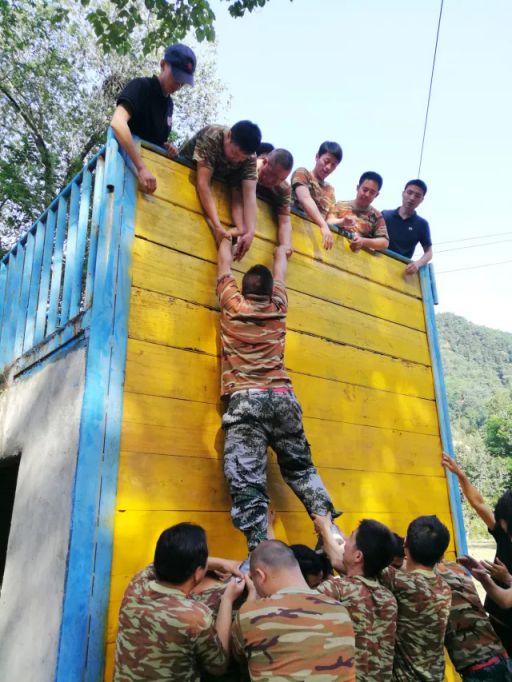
{"left": 111, "top": 44, "right": 196, "bottom": 194}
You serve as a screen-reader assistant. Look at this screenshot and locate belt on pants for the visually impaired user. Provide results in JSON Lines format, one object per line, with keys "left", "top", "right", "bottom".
{"left": 465, "top": 654, "right": 508, "bottom": 673}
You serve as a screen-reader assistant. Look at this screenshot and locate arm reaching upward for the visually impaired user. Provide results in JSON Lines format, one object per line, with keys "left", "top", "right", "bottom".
{"left": 272, "top": 244, "right": 291, "bottom": 283}
{"left": 197, "top": 163, "right": 232, "bottom": 243}
{"left": 441, "top": 452, "right": 495, "bottom": 529}
{"left": 217, "top": 237, "right": 234, "bottom": 280}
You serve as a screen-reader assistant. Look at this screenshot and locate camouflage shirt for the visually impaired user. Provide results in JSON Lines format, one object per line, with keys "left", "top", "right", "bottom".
{"left": 217, "top": 274, "right": 292, "bottom": 396}
{"left": 435, "top": 560, "right": 506, "bottom": 672}
{"left": 328, "top": 201, "right": 389, "bottom": 240}
{"left": 180, "top": 125, "right": 257, "bottom": 185}
{"left": 380, "top": 566, "right": 452, "bottom": 682}
{"left": 317, "top": 574, "right": 397, "bottom": 681}
{"left": 291, "top": 167, "right": 336, "bottom": 218}
{"left": 257, "top": 180, "right": 292, "bottom": 216}
{"left": 231, "top": 586, "right": 356, "bottom": 681}
{"left": 114, "top": 566, "right": 227, "bottom": 682}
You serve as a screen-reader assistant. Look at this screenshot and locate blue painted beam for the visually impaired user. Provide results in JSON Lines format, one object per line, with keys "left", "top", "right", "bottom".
{"left": 34, "top": 207, "right": 58, "bottom": 345}
{"left": 23, "top": 217, "right": 47, "bottom": 353}
{"left": 70, "top": 170, "right": 92, "bottom": 319}
{"left": 47, "top": 196, "right": 69, "bottom": 335}
{"left": 13, "top": 232, "right": 35, "bottom": 359}
{"left": 84, "top": 157, "right": 105, "bottom": 308}
{"left": 60, "top": 182, "right": 81, "bottom": 327}
{"left": 0, "top": 261, "right": 7, "bottom": 332}
{"left": 0, "top": 249, "right": 23, "bottom": 367}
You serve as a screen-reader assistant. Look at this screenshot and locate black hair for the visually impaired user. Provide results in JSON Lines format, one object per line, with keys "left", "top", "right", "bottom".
{"left": 154, "top": 522, "right": 208, "bottom": 584}
{"left": 269, "top": 148, "right": 294, "bottom": 172}
{"left": 317, "top": 141, "right": 343, "bottom": 164}
{"left": 241, "top": 264, "right": 273, "bottom": 298}
{"left": 290, "top": 544, "right": 331, "bottom": 581}
{"left": 230, "top": 120, "right": 262, "bottom": 155}
{"left": 257, "top": 142, "right": 275, "bottom": 156}
{"left": 404, "top": 179, "right": 427, "bottom": 195}
{"left": 392, "top": 532, "right": 405, "bottom": 559}
{"left": 494, "top": 491, "right": 512, "bottom": 534}
{"left": 251, "top": 540, "right": 298, "bottom": 570}
{"left": 359, "top": 171, "right": 383, "bottom": 190}
{"left": 355, "top": 520, "right": 395, "bottom": 578}
{"left": 406, "top": 515, "right": 450, "bottom": 567}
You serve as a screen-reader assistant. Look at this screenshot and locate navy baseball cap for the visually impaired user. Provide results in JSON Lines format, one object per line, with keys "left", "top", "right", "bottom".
{"left": 164, "top": 44, "right": 196, "bottom": 86}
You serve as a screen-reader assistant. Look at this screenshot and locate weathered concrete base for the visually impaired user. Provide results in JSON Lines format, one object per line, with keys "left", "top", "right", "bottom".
{"left": 0, "top": 346, "right": 85, "bottom": 682}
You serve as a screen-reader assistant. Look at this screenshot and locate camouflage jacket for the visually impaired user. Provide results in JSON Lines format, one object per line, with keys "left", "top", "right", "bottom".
{"left": 436, "top": 560, "right": 506, "bottom": 672}
{"left": 180, "top": 125, "right": 257, "bottom": 185}
{"left": 380, "top": 566, "right": 452, "bottom": 682}
{"left": 114, "top": 566, "right": 227, "bottom": 681}
{"left": 257, "top": 180, "right": 292, "bottom": 216}
{"left": 291, "top": 167, "right": 336, "bottom": 218}
{"left": 231, "top": 586, "right": 356, "bottom": 681}
{"left": 318, "top": 574, "right": 397, "bottom": 681}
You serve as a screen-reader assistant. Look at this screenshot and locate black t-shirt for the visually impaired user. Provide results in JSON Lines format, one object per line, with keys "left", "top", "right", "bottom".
{"left": 117, "top": 76, "right": 173, "bottom": 147}
{"left": 382, "top": 208, "right": 432, "bottom": 259}
{"left": 484, "top": 524, "right": 512, "bottom": 628}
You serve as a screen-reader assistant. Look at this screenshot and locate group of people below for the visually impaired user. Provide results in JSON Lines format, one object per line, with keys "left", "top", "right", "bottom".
{"left": 110, "top": 44, "right": 433, "bottom": 276}
{"left": 108, "top": 43, "right": 512, "bottom": 682}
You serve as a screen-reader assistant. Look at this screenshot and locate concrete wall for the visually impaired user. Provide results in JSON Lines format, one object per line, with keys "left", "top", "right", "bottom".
{"left": 0, "top": 345, "right": 86, "bottom": 682}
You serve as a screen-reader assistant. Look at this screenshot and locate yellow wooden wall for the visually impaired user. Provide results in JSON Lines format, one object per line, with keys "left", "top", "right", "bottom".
{"left": 104, "top": 148, "right": 460, "bottom": 680}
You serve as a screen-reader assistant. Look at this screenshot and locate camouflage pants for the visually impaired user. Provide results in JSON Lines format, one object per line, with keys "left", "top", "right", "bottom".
{"left": 222, "top": 389, "right": 339, "bottom": 551}
{"left": 461, "top": 656, "right": 512, "bottom": 680}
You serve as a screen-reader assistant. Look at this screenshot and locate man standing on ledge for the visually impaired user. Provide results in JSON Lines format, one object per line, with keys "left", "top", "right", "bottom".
{"left": 382, "top": 179, "right": 432, "bottom": 275}
{"left": 216, "top": 236, "right": 340, "bottom": 554}
{"left": 111, "top": 44, "right": 196, "bottom": 194}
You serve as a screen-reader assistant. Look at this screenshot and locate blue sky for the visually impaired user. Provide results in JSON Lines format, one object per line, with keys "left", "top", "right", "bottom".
{"left": 209, "top": 0, "right": 512, "bottom": 332}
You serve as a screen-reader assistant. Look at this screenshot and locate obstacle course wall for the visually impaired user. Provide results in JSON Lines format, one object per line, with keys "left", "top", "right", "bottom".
{"left": 104, "top": 146, "right": 462, "bottom": 680}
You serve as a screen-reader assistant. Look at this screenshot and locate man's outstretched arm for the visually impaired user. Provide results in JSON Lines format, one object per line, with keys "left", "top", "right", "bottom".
{"left": 197, "top": 163, "right": 232, "bottom": 242}
{"left": 217, "top": 237, "right": 234, "bottom": 280}
{"left": 406, "top": 246, "right": 433, "bottom": 275}
{"left": 110, "top": 105, "right": 157, "bottom": 194}
{"left": 272, "top": 244, "right": 291, "bottom": 283}
{"left": 294, "top": 185, "right": 333, "bottom": 250}
{"left": 441, "top": 452, "right": 495, "bottom": 528}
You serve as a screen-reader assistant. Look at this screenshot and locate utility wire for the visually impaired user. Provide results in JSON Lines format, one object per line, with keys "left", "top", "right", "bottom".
{"left": 434, "top": 230, "right": 512, "bottom": 246}
{"left": 436, "top": 239, "right": 512, "bottom": 254}
{"left": 437, "top": 259, "right": 512, "bottom": 274}
{"left": 418, "top": 0, "right": 444, "bottom": 177}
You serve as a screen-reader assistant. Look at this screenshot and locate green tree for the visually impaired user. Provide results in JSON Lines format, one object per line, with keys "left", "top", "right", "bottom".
{"left": 485, "top": 389, "right": 512, "bottom": 459}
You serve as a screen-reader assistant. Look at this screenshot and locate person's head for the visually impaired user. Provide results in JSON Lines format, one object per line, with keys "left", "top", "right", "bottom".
{"left": 160, "top": 44, "right": 197, "bottom": 95}
{"left": 343, "top": 520, "right": 395, "bottom": 578}
{"left": 391, "top": 533, "right": 405, "bottom": 569}
{"left": 241, "top": 264, "right": 273, "bottom": 299}
{"left": 494, "top": 491, "right": 512, "bottom": 537}
{"left": 355, "top": 171, "right": 383, "bottom": 209}
{"left": 224, "top": 120, "right": 262, "bottom": 163}
{"left": 154, "top": 522, "right": 208, "bottom": 586}
{"left": 401, "top": 179, "right": 427, "bottom": 214}
{"left": 257, "top": 142, "right": 275, "bottom": 158}
{"left": 314, "top": 141, "right": 343, "bottom": 181}
{"left": 257, "top": 148, "right": 294, "bottom": 188}
{"left": 250, "top": 540, "right": 304, "bottom": 597}
{"left": 405, "top": 516, "right": 450, "bottom": 568}
{"left": 290, "top": 544, "right": 331, "bottom": 588}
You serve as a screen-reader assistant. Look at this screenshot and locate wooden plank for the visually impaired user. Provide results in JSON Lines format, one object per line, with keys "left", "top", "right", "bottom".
{"left": 85, "top": 157, "right": 105, "bottom": 307}
{"left": 131, "top": 240, "right": 429, "bottom": 364}
{"left": 124, "top": 339, "right": 438, "bottom": 435}
{"left": 60, "top": 182, "right": 81, "bottom": 325}
{"left": 136, "top": 154, "right": 422, "bottom": 298}
{"left": 0, "top": 249, "right": 23, "bottom": 366}
{"left": 23, "top": 222, "right": 52, "bottom": 352}
{"left": 13, "top": 233, "right": 34, "bottom": 358}
{"left": 46, "top": 195, "right": 68, "bottom": 334}
{"left": 0, "top": 261, "right": 7, "bottom": 332}
{"left": 120, "top": 392, "right": 443, "bottom": 477}
{"left": 34, "top": 207, "right": 57, "bottom": 344}
{"left": 69, "top": 169, "right": 92, "bottom": 318}
{"left": 128, "top": 288, "right": 434, "bottom": 399}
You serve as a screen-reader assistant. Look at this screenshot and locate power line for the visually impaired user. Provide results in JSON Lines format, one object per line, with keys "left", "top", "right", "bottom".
{"left": 436, "top": 239, "right": 512, "bottom": 254}
{"left": 418, "top": 0, "right": 444, "bottom": 176}
{"left": 437, "top": 259, "right": 512, "bottom": 274}
{"left": 434, "top": 230, "right": 512, "bottom": 246}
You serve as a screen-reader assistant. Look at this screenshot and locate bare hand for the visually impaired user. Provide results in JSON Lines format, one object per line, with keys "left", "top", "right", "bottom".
{"left": 482, "top": 558, "right": 512, "bottom": 585}
{"left": 342, "top": 216, "right": 356, "bottom": 230}
{"left": 349, "top": 234, "right": 364, "bottom": 252}
{"left": 244, "top": 573, "right": 258, "bottom": 602}
{"left": 274, "top": 244, "right": 292, "bottom": 259}
{"left": 405, "top": 261, "right": 419, "bottom": 275}
{"left": 472, "top": 567, "right": 493, "bottom": 585}
{"left": 312, "top": 513, "right": 332, "bottom": 536}
{"left": 222, "top": 577, "right": 246, "bottom": 603}
{"left": 164, "top": 142, "right": 178, "bottom": 158}
{"left": 320, "top": 225, "right": 334, "bottom": 250}
{"left": 441, "top": 453, "right": 462, "bottom": 477}
{"left": 457, "top": 554, "right": 483, "bottom": 571}
{"left": 209, "top": 557, "right": 243, "bottom": 579}
{"left": 233, "top": 231, "right": 254, "bottom": 261}
{"left": 138, "top": 166, "right": 157, "bottom": 194}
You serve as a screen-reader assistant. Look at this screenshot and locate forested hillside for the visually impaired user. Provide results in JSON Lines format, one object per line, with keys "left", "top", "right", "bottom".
{"left": 437, "top": 312, "right": 512, "bottom": 537}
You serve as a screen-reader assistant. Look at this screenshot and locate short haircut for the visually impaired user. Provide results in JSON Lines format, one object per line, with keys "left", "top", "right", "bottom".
{"left": 251, "top": 540, "right": 298, "bottom": 571}
{"left": 406, "top": 516, "right": 450, "bottom": 567}
{"left": 154, "top": 522, "right": 208, "bottom": 584}
{"left": 494, "top": 491, "right": 512, "bottom": 533}
{"left": 268, "top": 148, "right": 294, "bottom": 172}
{"left": 290, "top": 544, "right": 331, "bottom": 581}
{"left": 355, "top": 520, "right": 395, "bottom": 578}
{"left": 392, "top": 533, "right": 405, "bottom": 559}
{"left": 257, "top": 142, "right": 274, "bottom": 156}
{"left": 359, "top": 171, "right": 383, "bottom": 190}
{"left": 405, "top": 179, "right": 428, "bottom": 195}
{"left": 230, "top": 120, "right": 262, "bottom": 155}
{"left": 317, "top": 141, "right": 343, "bottom": 163}
{"left": 242, "top": 264, "right": 273, "bottom": 298}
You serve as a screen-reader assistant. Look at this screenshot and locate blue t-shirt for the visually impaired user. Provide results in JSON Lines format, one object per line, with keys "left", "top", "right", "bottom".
{"left": 382, "top": 208, "right": 432, "bottom": 259}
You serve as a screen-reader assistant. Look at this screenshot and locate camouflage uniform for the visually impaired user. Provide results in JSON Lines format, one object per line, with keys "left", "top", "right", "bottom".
{"left": 218, "top": 274, "right": 339, "bottom": 551}
{"left": 114, "top": 566, "right": 227, "bottom": 682}
{"left": 328, "top": 201, "right": 389, "bottom": 241}
{"left": 257, "top": 180, "right": 292, "bottom": 216}
{"left": 380, "top": 566, "right": 452, "bottom": 681}
{"left": 231, "top": 587, "right": 356, "bottom": 680}
{"left": 291, "top": 167, "right": 336, "bottom": 218}
{"left": 180, "top": 125, "right": 257, "bottom": 185}
{"left": 317, "top": 575, "right": 398, "bottom": 681}
{"left": 435, "top": 561, "right": 511, "bottom": 681}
